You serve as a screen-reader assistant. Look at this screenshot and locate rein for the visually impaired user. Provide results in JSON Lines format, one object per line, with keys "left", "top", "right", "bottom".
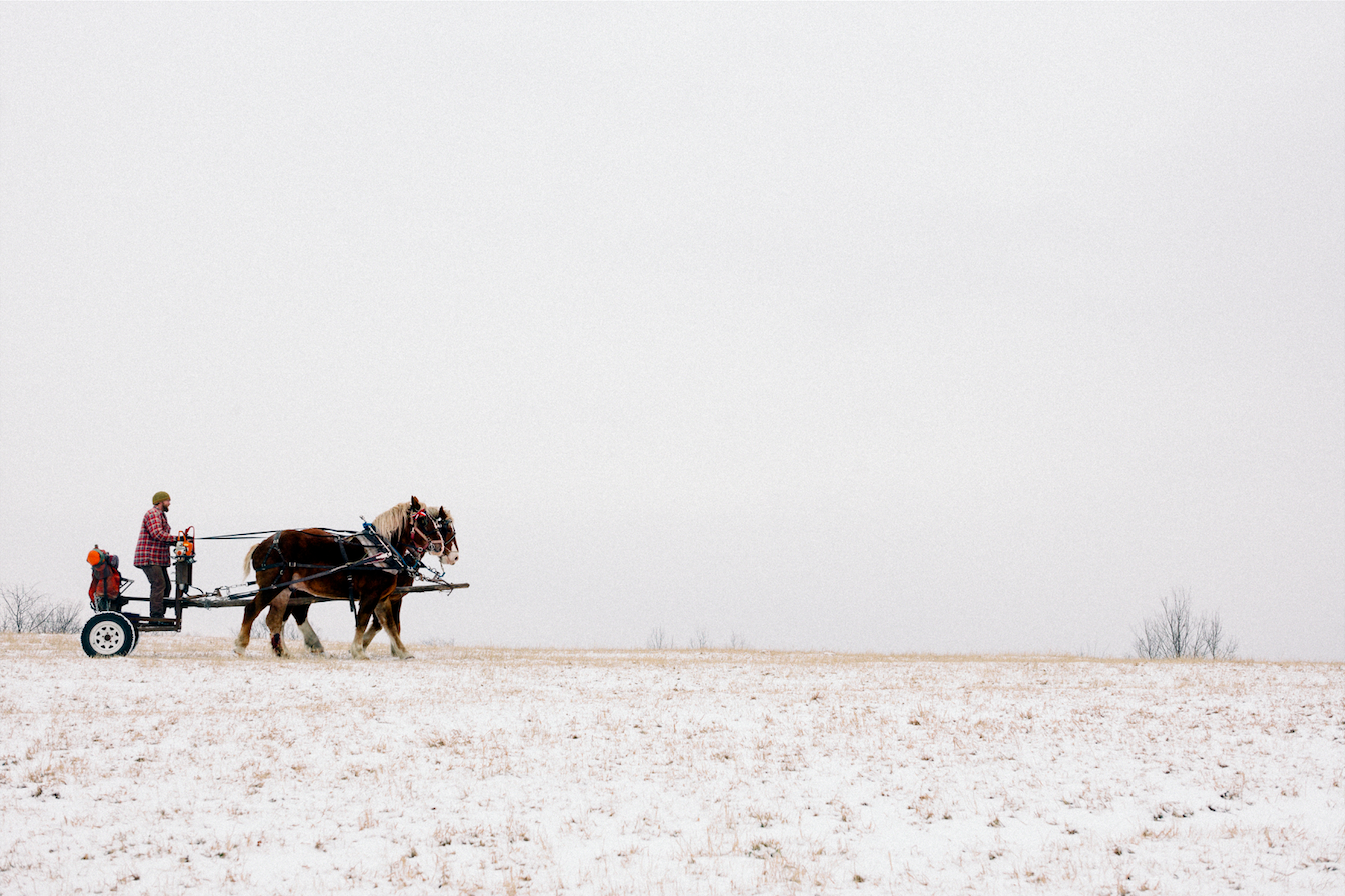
{"left": 199, "top": 507, "right": 452, "bottom": 553}
{"left": 249, "top": 513, "right": 439, "bottom": 613}
{"left": 196, "top": 529, "right": 356, "bottom": 541}
{"left": 193, "top": 504, "right": 455, "bottom": 615}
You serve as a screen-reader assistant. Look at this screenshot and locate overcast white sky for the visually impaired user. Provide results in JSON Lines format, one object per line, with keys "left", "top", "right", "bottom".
{"left": 2, "top": 5, "right": 1341, "bottom": 659}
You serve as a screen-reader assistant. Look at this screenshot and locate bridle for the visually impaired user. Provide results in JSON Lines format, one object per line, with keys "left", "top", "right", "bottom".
{"left": 435, "top": 513, "right": 458, "bottom": 558}
{"left": 404, "top": 509, "right": 445, "bottom": 560}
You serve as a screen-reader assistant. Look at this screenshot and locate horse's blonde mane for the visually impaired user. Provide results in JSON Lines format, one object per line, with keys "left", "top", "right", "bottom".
{"left": 371, "top": 502, "right": 411, "bottom": 541}
{"left": 371, "top": 501, "right": 451, "bottom": 542}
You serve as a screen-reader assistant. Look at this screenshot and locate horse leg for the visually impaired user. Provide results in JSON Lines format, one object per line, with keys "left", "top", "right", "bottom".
{"left": 237, "top": 538, "right": 279, "bottom": 656}
{"left": 290, "top": 603, "right": 324, "bottom": 654}
{"left": 388, "top": 596, "right": 408, "bottom": 656}
{"left": 374, "top": 597, "right": 414, "bottom": 660}
{"left": 235, "top": 599, "right": 256, "bottom": 655}
{"left": 360, "top": 595, "right": 403, "bottom": 649}
{"left": 266, "top": 590, "right": 291, "bottom": 657}
{"left": 236, "top": 590, "right": 274, "bottom": 656}
{"left": 362, "top": 612, "right": 382, "bottom": 650}
{"left": 351, "top": 600, "right": 375, "bottom": 660}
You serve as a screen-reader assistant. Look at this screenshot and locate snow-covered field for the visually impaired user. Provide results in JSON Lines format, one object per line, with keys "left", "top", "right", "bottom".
{"left": 0, "top": 635, "right": 1340, "bottom": 895}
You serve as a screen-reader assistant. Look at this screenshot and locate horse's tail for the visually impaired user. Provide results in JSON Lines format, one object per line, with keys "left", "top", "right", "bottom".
{"left": 242, "top": 539, "right": 266, "bottom": 578}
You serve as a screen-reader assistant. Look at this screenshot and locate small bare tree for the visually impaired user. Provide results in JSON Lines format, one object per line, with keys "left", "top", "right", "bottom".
{"left": 691, "top": 627, "right": 710, "bottom": 649}
{"left": 646, "top": 625, "right": 669, "bottom": 649}
{"left": 1132, "top": 587, "right": 1238, "bottom": 659}
{"left": 1196, "top": 608, "right": 1238, "bottom": 660}
{"left": 0, "top": 584, "right": 81, "bottom": 634}
{"left": 728, "top": 631, "right": 749, "bottom": 650}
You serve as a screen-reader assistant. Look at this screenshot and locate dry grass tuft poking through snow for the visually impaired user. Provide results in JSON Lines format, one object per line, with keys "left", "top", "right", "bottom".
{"left": 0, "top": 634, "right": 1341, "bottom": 894}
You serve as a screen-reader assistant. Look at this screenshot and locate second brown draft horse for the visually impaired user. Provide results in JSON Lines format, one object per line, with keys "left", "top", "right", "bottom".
{"left": 236, "top": 498, "right": 456, "bottom": 659}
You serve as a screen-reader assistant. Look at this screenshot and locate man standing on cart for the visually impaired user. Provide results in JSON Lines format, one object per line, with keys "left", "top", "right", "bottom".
{"left": 135, "top": 491, "right": 176, "bottom": 618}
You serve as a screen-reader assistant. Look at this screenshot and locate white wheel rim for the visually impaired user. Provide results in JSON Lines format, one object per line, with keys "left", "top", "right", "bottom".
{"left": 89, "top": 620, "right": 126, "bottom": 655}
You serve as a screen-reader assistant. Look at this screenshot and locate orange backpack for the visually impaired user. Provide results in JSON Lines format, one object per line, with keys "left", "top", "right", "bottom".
{"left": 87, "top": 547, "right": 123, "bottom": 608}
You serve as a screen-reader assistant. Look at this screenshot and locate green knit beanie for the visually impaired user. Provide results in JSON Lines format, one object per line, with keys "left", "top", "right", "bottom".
{"left": 152, "top": 491, "right": 171, "bottom": 506}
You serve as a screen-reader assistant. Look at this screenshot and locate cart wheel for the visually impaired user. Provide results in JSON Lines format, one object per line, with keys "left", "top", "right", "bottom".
{"left": 81, "top": 612, "right": 134, "bottom": 657}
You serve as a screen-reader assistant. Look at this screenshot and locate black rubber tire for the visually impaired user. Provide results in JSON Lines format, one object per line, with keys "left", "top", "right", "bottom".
{"left": 81, "top": 612, "right": 134, "bottom": 657}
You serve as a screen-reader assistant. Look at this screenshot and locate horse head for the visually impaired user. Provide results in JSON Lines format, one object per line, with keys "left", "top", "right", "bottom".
{"left": 403, "top": 497, "right": 445, "bottom": 560}
{"left": 431, "top": 506, "right": 459, "bottom": 565}
{"left": 372, "top": 497, "right": 457, "bottom": 567}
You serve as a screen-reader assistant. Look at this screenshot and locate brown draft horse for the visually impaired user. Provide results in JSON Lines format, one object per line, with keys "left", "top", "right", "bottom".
{"left": 275, "top": 503, "right": 457, "bottom": 658}
{"left": 235, "top": 498, "right": 456, "bottom": 659}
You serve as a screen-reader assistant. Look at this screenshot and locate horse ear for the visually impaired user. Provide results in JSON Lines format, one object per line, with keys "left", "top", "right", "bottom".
{"left": 410, "top": 496, "right": 421, "bottom": 510}
{"left": 436, "top": 507, "right": 447, "bottom": 519}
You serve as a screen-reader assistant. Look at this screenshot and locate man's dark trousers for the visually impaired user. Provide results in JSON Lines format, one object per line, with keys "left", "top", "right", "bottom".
{"left": 137, "top": 565, "right": 170, "bottom": 617}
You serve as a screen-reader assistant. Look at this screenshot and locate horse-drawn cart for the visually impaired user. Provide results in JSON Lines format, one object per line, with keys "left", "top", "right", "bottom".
{"left": 82, "top": 502, "right": 467, "bottom": 658}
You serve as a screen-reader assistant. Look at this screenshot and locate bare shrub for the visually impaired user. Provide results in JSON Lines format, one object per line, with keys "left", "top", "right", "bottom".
{"left": 1196, "top": 609, "right": 1238, "bottom": 660}
{"left": 646, "top": 625, "right": 669, "bottom": 650}
{"left": 0, "top": 584, "right": 81, "bottom": 634}
{"left": 1132, "top": 587, "right": 1238, "bottom": 659}
{"left": 692, "top": 627, "right": 710, "bottom": 649}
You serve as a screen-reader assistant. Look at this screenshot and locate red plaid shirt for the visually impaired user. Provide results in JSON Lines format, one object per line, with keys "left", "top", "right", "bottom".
{"left": 134, "top": 507, "right": 174, "bottom": 566}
